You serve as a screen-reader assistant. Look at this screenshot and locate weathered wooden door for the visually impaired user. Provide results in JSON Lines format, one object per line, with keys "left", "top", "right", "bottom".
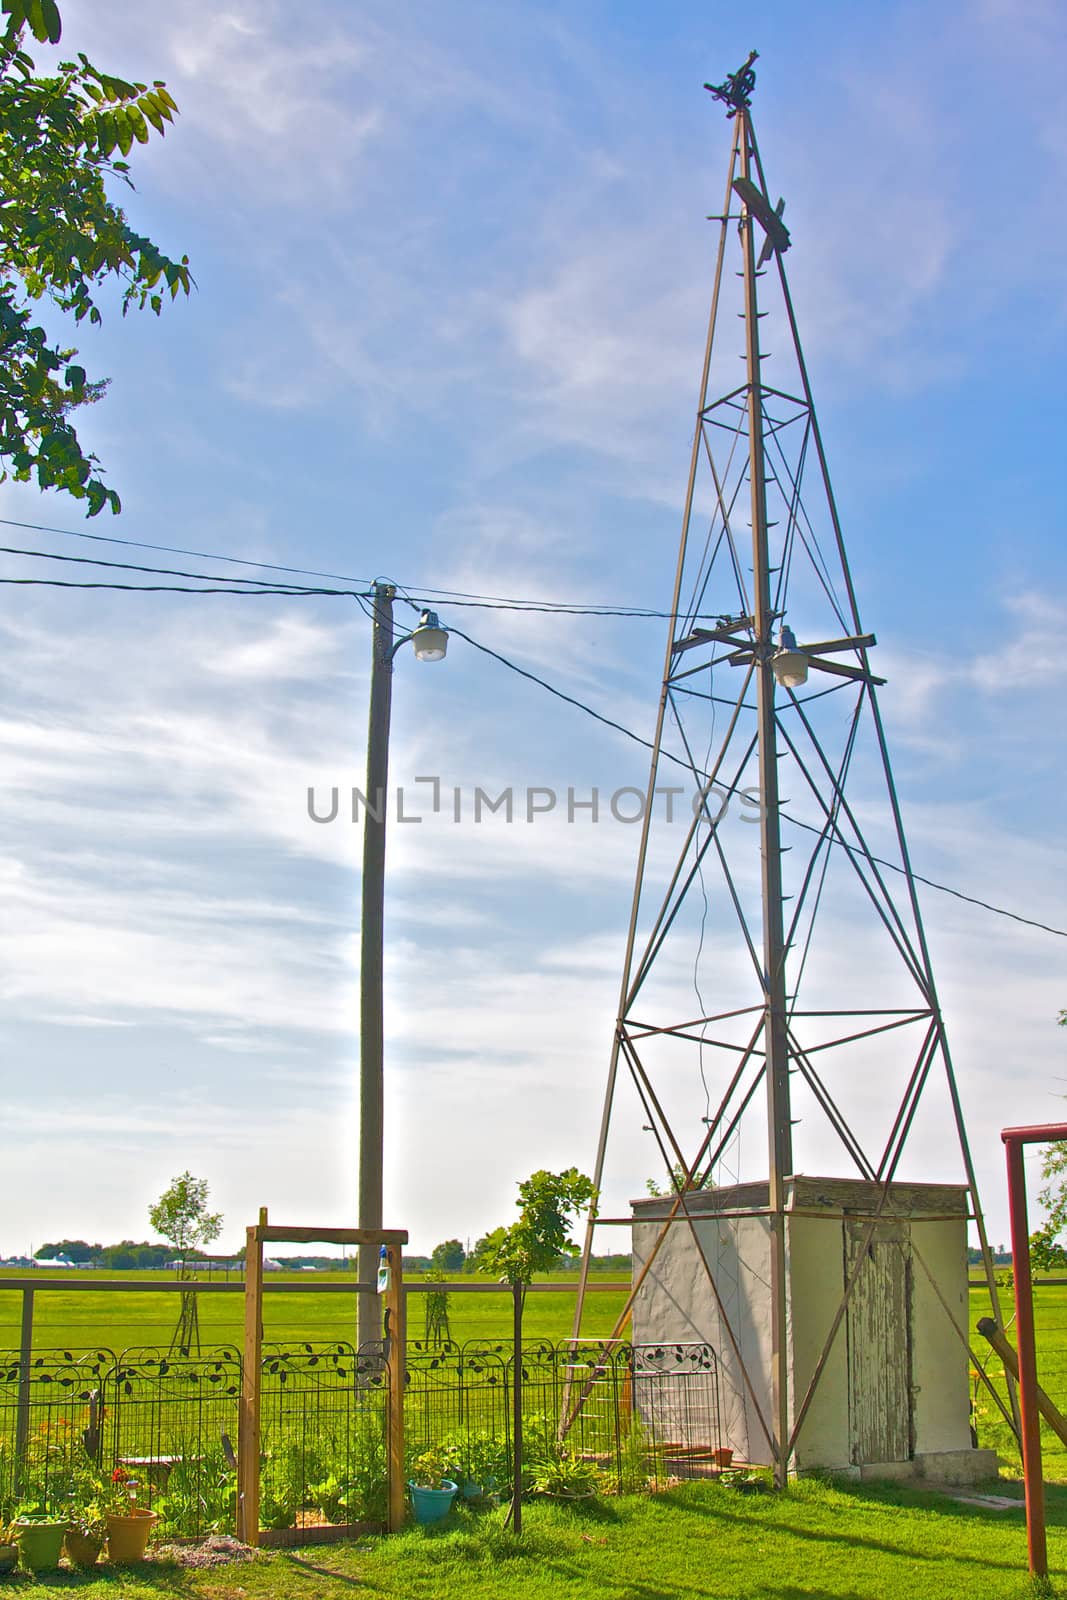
{"left": 844, "top": 1219, "right": 911, "bottom": 1465}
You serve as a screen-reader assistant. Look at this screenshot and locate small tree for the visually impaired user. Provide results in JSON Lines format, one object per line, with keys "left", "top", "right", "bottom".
{"left": 149, "top": 1171, "right": 222, "bottom": 1268}
{"left": 149, "top": 1172, "right": 222, "bottom": 1354}
{"left": 430, "top": 1238, "right": 465, "bottom": 1273}
{"left": 423, "top": 1268, "right": 452, "bottom": 1347}
{"left": 483, "top": 1167, "right": 596, "bottom": 1299}
{"left": 645, "top": 1161, "right": 715, "bottom": 1198}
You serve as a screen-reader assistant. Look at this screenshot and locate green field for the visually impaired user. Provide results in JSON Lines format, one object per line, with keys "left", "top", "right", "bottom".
{"left": 0, "top": 1269, "right": 629, "bottom": 1353}
{"left": 4, "top": 1269, "right": 1067, "bottom": 1481}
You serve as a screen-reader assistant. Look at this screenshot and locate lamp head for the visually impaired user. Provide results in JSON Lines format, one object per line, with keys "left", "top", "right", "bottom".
{"left": 771, "top": 625, "right": 808, "bottom": 689}
{"left": 411, "top": 609, "right": 448, "bottom": 662}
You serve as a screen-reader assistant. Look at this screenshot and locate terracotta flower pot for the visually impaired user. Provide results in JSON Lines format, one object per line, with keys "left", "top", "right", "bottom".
{"left": 106, "top": 1508, "right": 158, "bottom": 1564}
{"left": 713, "top": 1446, "right": 734, "bottom": 1469}
{"left": 65, "top": 1527, "right": 104, "bottom": 1568}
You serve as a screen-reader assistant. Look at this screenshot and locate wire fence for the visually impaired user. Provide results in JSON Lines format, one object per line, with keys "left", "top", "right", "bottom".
{"left": 0, "top": 1276, "right": 737, "bottom": 1542}
{"left": 0, "top": 1334, "right": 727, "bottom": 1534}
{"left": 404, "top": 1336, "right": 726, "bottom": 1491}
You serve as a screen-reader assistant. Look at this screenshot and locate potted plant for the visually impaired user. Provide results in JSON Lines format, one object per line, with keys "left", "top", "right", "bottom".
{"left": 105, "top": 1466, "right": 158, "bottom": 1564}
{"left": 65, "top": 1504, "right": 106, "bottom": 1569}
{"left": 446, "top": 1431, "right": 507, "bottom": 1500}
{"left": 0, "top": 1524, "right": 18, "bottom": 1575}
{"left": 12, "top": 1504, "right": 68, "bottom": 1572}
{"left": 407, "top": 1448, "right": 459, "bottom": 1525}
{"left": 64, "top": 1456, "right": 108, "bottom": 1567}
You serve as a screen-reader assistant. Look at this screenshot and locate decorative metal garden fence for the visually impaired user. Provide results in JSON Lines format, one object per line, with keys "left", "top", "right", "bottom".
{"left": 0, "top": 1333, "right": 727, "bottom": 1536}
{"left": 107, "top": 1346, "right": 242, "bottom": 1534}
{"left": 0, "top": 1249, "right": 727, "bottom": 1547}
{"left": 0, "top": 1347, "right": 114, "bottom": 1513}
{"left": 403, "top": 1336, "right": 726, "bottom": 1490}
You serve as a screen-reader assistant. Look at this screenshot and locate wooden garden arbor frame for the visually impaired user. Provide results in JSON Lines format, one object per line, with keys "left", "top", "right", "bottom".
{"left": 236, "top": 1212, "right": 408, "bottom": 1544}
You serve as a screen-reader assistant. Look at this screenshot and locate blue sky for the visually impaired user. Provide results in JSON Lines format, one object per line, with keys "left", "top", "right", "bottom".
{"left": 0, "top": 0, "right": 1065, "bottom": 1257}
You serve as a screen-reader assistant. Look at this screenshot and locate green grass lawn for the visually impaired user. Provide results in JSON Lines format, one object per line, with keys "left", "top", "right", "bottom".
{"left": 4, "top": 1478, "right": 1063, "bottom": 1600}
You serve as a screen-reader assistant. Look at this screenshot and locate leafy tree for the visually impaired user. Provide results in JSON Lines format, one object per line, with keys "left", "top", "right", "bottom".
{"left": 0, "top": 0, "right": 191, "bottom": 514}
{"left": 482, "top": 1167, "right": 596, "bottom": 1294}
{"left": 148, "top": 1171, "right": 222, "bottom": 1273}
{"left": 645, "top": 1161, "right": 715, "bottom": 1198}
{"left": 149, "top": 1172, "right": 222, "bottom": 1355}
{"left": 95, "top": 1238, "right": 170, "bottom": 1269}
{"left": 430, "top": 1238, "right": 465, "bottom": 1273}
{"left": 1029, "top": 1010, "right": 1067, "bottom": 1271}
{"left": 34, "top": 1237, "right": 97, "bottom": 1261}
{"left": 465, "top": 1226, "right": 506, "bottom": 1272}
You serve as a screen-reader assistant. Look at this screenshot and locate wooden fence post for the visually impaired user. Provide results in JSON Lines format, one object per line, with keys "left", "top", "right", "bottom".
{"left": 237, "top": 1209, "right": 266, "bottom": 1546}
{"left": 384, "top": 1244, "right": 406, "bottom": 1532}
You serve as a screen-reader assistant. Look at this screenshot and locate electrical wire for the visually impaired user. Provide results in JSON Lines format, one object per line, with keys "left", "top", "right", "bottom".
{"left": 0, "top": 556, "right": 1060, "bottom": 943}
{"left": 0, "top": 543, "right": 368, "bottom": 594}
{"left": 448, "top": 625, "right": 1067, "bottom": 943}
{"left": 0, "top": 517, "right": 698, "bottom": 617}
{"left": 0, "top": 577, "right": 321, "bottom": 595}
{"left": 779, "top": 812, "right": 1067, "bottom": 941}
{"left": 0, "top": 515, "right": 378, "bottom": 589}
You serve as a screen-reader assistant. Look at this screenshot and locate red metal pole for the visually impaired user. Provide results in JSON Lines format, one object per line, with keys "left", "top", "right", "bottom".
{"left": 1003, "top": 1131, "right": 1047, "bottom": 1578}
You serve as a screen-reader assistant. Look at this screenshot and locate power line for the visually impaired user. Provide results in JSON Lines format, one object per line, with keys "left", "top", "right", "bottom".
{"left": 447, "top": 624, "right": 683, "bottom": 765}
{"left": 0, "top": 515, "right": 377, "bottom": 589}
{"left": 0, "top": 543, "right": 368, "bottom": 594}
{"left": 780, "top": 812, "right": 1067, "bottom": 941}
{"left": 0, "top": 541, "right": 697, "bottom": 617}
{"left": 448, "top": 626, "right": 1067, "bottom": 943}
{"left": 0, "top": 516, "right": 687, "bottom": 616}
{"left": 0, "top": 556, "right": 1060, "bottom": 942}
{"left": 0, "top": 578, "right": 321, "bottom": 595}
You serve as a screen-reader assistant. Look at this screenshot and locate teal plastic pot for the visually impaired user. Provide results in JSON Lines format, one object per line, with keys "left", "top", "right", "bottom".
{"left": 409, "top": 1480, "right": 458, "bottom": 1524}
{"left": 462, "top": 1475, "right": 498, "bottom": 1500}
{"left": 15, "top": 1517, "right": 66, "bottom": 1571}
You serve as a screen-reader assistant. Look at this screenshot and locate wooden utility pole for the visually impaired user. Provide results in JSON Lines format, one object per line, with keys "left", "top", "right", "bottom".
{"left": 738, "top": 107, "right": 793, "bottom": 1490}
{"left": 359, "top": 583, "right": 395, "bottom": 1350}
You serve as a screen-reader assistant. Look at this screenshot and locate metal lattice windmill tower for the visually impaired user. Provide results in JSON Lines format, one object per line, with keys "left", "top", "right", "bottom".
{"left": 569, "top": 55, "right": 1009, "bottom": 1484}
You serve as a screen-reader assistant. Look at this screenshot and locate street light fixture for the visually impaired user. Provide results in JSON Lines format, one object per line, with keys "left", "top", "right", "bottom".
{"left": 770, "top": 625, "right": 808, "bottom": 689}
{"left": 409, "top": 609, "right": 448, "bottom": 663}
{"left": 358, "top": 582, "right": 447, "bottom": 1350}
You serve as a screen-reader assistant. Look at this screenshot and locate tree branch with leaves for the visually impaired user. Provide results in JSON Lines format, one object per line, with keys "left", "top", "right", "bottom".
{"left": 0, "top": 0, "right": 191, "bottom": 514}
{"left": 482, "top": 1167, "right": 596, "bottom": 1303}
{"left": 1029, "top": 1009, "right": 1067, "bottom": 1272}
